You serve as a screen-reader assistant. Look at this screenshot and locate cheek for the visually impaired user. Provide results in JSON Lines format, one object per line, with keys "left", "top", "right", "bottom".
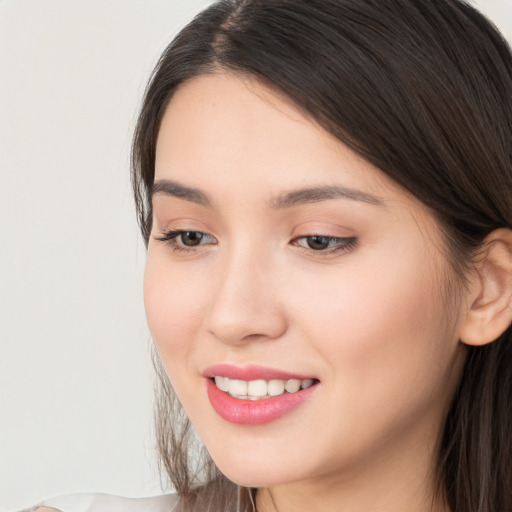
{"left": 143, "top": 250, "right": 207, "bottom": 374}
{"left": 274, "top": 245, "right": 461, "bottom": 472}
{"left": 292, "top": 240, "right": 458, "bottom": 415}
{"left": 293, "top": 246, "right": 442, "bottom": 342}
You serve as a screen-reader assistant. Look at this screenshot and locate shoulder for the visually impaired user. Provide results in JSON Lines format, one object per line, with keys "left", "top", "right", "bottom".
{"left": 21, "top": 493, "right": 179, "bottom": 512}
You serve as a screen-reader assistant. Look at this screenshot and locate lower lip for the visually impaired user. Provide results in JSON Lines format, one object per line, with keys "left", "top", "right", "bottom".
{"left": 206, "top": 378, "right": 318, "bottom": 425}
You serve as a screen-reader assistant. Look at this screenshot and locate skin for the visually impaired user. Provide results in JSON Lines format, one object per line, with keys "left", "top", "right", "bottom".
{"left": 144, "top": 72, "right": 471, "bottom": 512}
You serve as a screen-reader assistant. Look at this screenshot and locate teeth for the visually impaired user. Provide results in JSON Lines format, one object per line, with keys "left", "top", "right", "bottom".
{"left": 247, "top": 379, "right": 267, "bottom": 397}
{"left": 229, "top": 379, "right": 248, "bottom": 397}
{"left": 215, "top": 376, "right": 230, "bottom": 392}
{"left": 268, "top": 379, "right": 285, "bottom": 396}
{"left": 285, "top": 379, "right": 301, "bottom": 393}
{"left": 301, "top": 379, "right": 314, "bottom": 389}
{"left": 214, "top": 376, "right": 316, "bottom": 399}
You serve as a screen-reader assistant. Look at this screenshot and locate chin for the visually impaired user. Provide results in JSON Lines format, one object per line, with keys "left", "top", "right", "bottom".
{"left": 207, "top": 448, "right": 308, "bottom": 488}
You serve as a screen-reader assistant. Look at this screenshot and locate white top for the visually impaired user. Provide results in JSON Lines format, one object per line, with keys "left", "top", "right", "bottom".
{"left": 25, "top": 493, "right": 179, "bottom": 512}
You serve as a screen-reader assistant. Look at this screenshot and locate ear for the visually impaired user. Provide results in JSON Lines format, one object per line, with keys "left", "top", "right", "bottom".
{"left": 459, "top": 228, "right": 512, "bottom": 346}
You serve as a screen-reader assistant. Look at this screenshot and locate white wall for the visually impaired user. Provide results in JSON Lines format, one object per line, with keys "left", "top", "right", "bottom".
{"left": 0, "top": 1, "right": 510, "bottom": 511}
{"left": 0, "top": 1, "right": 210, "bottom": 510}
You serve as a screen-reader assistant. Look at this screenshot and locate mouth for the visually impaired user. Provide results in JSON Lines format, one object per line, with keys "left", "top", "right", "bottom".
{"left": 203, "top": 365, "right": 320, "bottom": 425}
{"left": 212, "top": 376, "right": 317, "bottom": 400}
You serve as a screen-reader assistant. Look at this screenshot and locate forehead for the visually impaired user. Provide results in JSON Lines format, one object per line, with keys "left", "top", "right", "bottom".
{"left": 154, "top": 72, "right": 430, "bottom": 221}
{"left": 157, "top": 73, "right": 385, "bottom": 192}
{"left": 156, "top": 73, "right": 329, "bottom": 169}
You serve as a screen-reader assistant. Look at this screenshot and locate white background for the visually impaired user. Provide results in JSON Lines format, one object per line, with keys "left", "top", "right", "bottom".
{"left": 0, "top": 1, "right": 510, "bottom": 510}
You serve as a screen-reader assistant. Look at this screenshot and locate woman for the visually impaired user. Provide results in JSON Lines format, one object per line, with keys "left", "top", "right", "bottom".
{"left": 27, "top": 0, "right": 512, "bottom": 511}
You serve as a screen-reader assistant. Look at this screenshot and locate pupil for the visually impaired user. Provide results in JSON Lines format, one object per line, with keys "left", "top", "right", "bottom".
{"left": 182, "top": 231, "right": 203, "bottom": 246}
{"left": 307, "top": 236, "right": 329, "bottom": 250}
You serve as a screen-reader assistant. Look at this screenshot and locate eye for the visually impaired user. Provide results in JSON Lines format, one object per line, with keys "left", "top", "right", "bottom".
{"left": 155, "top": 230, "right": 216, "bottom": 252}
{"left": 292, "top": 235, "right": 357, "bottom": 254}
{"left": 178, "top": 231, "right": 207, "bottom": 246}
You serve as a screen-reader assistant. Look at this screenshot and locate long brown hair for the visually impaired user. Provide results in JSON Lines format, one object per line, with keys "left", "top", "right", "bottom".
{"left": 132, "top": 1, "right": 512, "bottom": 510}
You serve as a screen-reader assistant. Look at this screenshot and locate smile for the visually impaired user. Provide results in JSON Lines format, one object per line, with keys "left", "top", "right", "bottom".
{"left": 214, "top": 376, "right": 315, "bottom": 400}
{"left": 204, "top": 365, "right": 320, "bottom": 425}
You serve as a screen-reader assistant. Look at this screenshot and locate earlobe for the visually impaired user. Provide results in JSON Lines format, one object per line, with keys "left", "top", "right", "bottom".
{"left": 459, "top": 228, "right": 512, "bottom": 347}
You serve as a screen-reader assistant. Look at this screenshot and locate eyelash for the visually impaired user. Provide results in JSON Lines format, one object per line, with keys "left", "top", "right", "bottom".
{"left": 291, "top": 235, "right": 357, "bottom": 255}
{"left": 155, "top": 230, "right": 216, "bottom": 253}
{"left": 155, "top": 230, "right": 357, "bottom": 256}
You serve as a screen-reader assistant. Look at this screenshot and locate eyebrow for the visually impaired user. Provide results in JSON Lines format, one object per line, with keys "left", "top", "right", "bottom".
{"left": 268, "top": 185, "right": 385, "bottom": 208}
{"left": 151, "top": 179, "right": 384, "bottom": 208}
{"left": 152, "top": 179, "right": 211, "bottom": 207}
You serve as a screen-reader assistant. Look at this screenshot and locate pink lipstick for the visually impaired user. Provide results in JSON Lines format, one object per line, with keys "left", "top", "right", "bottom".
{"left": 204, "top": 364, "right": 319, "bottom": 425}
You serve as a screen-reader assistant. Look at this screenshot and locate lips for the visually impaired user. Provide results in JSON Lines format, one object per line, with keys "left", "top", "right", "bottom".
{"left": 203, "top": 363, "right": 316, "bottom": 381}
{"left": 203, "top": 364, "right": 319, "bottom": 425}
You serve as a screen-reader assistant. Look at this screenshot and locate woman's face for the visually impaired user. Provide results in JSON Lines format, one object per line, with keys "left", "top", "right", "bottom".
{"left": 145, "top": 72, "right": 467, "bottom": 489}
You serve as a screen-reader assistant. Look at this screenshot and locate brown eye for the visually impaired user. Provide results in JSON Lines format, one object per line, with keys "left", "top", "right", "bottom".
{"left": 292, "top": 234, "right": 358, "bottom": 255}
{"left": 180, "top": 231, "right": 205, "bottom": 246}
{"left": 306, "top": 236, "right": 331, "bottom": 250}
{"left": 155, "top": 229, "right": 216, "bottom": 252}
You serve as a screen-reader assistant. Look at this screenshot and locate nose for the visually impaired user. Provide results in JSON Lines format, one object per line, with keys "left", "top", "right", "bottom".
{"left": 204, "top": 248, "right": 288, "bottom": 346}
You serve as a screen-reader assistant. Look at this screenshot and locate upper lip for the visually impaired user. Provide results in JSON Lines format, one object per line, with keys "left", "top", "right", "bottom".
{"left": 203, "top": 363, "right": 317, "bottom": 381}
